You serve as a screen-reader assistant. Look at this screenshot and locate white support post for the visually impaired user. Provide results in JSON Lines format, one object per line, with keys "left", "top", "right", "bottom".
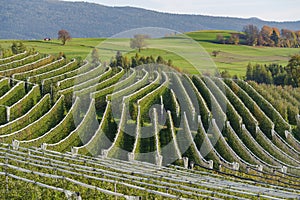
{"left": 12, "top": 140, "right": 20, "bottom": 150}
{"left": 155, "top": 154, "right": 163, "bottom": 167}
{"left": 284, "top": 131, "right": 290, "bottom": 139}
{"left": 190, "top": 161, "right": 195, "bottom": 170}
{"left": 71, "top": 147, "right": 78, "bottom": 156}
{"left": 281, "top": 166, "right": 287, "bottom": 174}
{"left": 232, "top": 162, "right": 240, "bottom": 171}
{"left": 257, "top": 165, "right": 263, "bottom": 172}
{"left": 41, "top": 143, "right": 48, "bottom": 151}
{"left": 128, "top": 153, "right": 135, "bottom": 162}
{"left": 6, "top": 106, "right": 10, "bottom": 122}
{"left": 102, "top": 149, "right": 108, "bottom": 158}
{"left": 183, "top": 157, "right": 189, "bottom": 169}
{"left": 208, "top": 160, "right": 214, "bottom": 169}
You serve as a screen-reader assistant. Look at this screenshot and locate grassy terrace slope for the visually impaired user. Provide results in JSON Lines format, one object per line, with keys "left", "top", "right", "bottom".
{"left": 1, "top": 30, "right": 299, "bottom": 76}
{"left": 0, "top": 46, "right": 299, "bottom": 199}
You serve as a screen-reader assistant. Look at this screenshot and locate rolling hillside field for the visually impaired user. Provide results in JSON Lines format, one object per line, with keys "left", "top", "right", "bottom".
{"left": 1, "top": 30, "right": 300, "bottom": 76}
{"left": 0, "top": 42, "right": 299, "bottom": 199}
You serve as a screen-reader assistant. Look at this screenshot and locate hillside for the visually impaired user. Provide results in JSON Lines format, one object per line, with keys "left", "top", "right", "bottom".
{"left": 1, "top": 0, "right": 300, "bottom": 39}
{"left": 1, "top": 31, "right": 299, "bottom": 76}
{"left": 0, "top": 47, "right": 299, "bottom": 198}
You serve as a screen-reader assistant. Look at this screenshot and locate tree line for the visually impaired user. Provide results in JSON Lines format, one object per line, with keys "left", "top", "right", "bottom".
{"left": 109, "top": 51, "right": 182, "bottom": 71}
{"left": 246, "top": 54, "right": 300, "bottom": 87}
{"left": 217, "top": 25, "right": 300, "bottom": 48}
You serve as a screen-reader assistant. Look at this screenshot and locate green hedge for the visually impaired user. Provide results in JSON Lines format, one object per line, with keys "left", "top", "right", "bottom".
{"left": 0, "top": 51, "right": 40, "bottom": 71}
{"left": 9, "top": 85, "right": 41, "bottom": 120}
{"left": 107, "top": 70, "right": 149, "bottom": 102}
{"left": 223, "top": 79, "right": 258, "bottom": 136}
{"left": 93, "top": 69, "right": 136, "bottom": 109}
{"left": 237, "top": 80, "right": 290, "bottom": 138}
{"left": 41, "top": 61, "right": 91, "bottom": 95}
{"left": 185, "top": 75, "right": 210, "bottom": 130}
{"left": 56, "top": 67, "right": 114, "bottom": 107}
{"left": 77, "top": 102, "right": 116, "bottom": 155}
{"left": 21, "top": 97, "right": 81, "bottom": 148}
{"left": 0, "top": 95, "right": 65, "bottom": 143}
{"left": 0, "top": 94, "right": 51, "bottom": 136}
{"left": 28, "top": 59, "right": 79, "bottom": 84}
{"left": 76, "top": 67, "right": 125, "bottom": 98}
{"left": 138, "top": 72, "right": 169, "bottom": 121}
{"left": 0, "top": 51, "right": 29, "bottom": 65}
{"left": 13, "top": 57, "right": 66, "bottom": 81}
{"left": 0, "top": 81, "right": 26, "bottom": 106}
{"left": 57, "top": 64, "right": 104, "bottom": 90}
{"left": 47, "top": 99, "right": 98, "bottom": 153}
{"left": 0, "top": 54, "right": 52, "bottom": 77}
{"left": 0, "top": 78, "right": 10, "bottom": 97}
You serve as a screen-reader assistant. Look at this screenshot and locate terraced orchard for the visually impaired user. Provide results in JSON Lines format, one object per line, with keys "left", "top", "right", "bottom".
{"left": 0, "top": 48, "right": 299, "bottom": 199}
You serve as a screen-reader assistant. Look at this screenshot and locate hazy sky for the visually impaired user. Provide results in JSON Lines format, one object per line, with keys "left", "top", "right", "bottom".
{"left": 64, "top": 0, "right": 299, "bottom": 22}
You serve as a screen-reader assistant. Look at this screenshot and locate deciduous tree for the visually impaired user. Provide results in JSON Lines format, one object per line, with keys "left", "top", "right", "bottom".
{"left": 243, "top": 24, "right": 259, "bottom": 46}
{"left": 286, "top": 54, "right": 300, "bottom": 87}
{"left": 130, "top": 34, "right": 149, "bottom": 52}
{"left": 58, "top": 30, "right": 71, "bottom": 45}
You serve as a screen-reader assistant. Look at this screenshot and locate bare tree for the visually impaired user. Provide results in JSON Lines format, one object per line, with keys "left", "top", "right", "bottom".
{"left": 243, "top": 25, "right": 259, "bottom": 46}
{"left": 130, "top": 34, "right": 149, "bottom": 52}
{"left": 58, "top": 30, "right": 71, "bottom": 45}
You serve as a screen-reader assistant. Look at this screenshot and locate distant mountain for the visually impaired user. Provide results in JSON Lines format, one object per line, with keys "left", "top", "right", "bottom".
{"left": 1, "top": 0, "right": 300, "bottom": 39}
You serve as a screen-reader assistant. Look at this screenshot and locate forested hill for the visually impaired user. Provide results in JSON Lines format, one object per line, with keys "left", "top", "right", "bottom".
{"left": 1, "top": 0, "right": 300, "bottom": 39}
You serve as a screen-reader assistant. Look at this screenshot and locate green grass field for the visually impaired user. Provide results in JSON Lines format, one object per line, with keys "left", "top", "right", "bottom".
{"left": 1, "top": 30, "right": 299, "bottom": 77}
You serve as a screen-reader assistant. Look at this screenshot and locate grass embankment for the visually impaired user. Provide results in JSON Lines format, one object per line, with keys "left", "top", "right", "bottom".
{"left": 1, "top": 30, "right": 299, "bottom": 76}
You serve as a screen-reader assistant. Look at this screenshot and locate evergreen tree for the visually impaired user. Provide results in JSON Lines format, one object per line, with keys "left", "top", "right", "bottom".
{"left": 116, "top": 51, "right": 123, "bottom": 67}
{"left": 246, "top": 63, "right": 253, "bottom": 80}
{"left": 270, "top": 30, "right": 280, "bottom": 46}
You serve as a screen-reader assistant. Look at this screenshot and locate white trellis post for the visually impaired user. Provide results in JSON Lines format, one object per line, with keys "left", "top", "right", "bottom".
{"left": 183, "top": 157, "right": 189, "bottom": 169}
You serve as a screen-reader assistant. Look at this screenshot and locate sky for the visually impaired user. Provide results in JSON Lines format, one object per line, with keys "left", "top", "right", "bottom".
{"left": 63, "top": 0, "right": 299, "bottom": 22}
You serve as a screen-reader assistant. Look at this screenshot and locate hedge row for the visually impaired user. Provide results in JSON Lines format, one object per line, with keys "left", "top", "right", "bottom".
{"left": 223, "top": 79, "right": 258, "bottom": 136}
{"left": 76, "top": 101, "right": 114, "bottom": 156}
{"left": 0, "top": 94, "right": 51, "bottom": 136}
{"left": 47, "top": 99, "right": 98, "bottom": 153}
{"left": 0, "top": 55, "right": 53, "bottom": 77}
{"left": 57, "top": 63, "right": 103, "bottom": 90}
{"left": 138, "top": 71, "right": 169, "bottom": 121}
{"left": 75, "top": 67, "right": 125, "bottom": 98}
{"left": 0, "top": 81, "right": 26, "bottom": 106}
{"left": 13, "top": 57, "right": 65, "bottom": 81}
{"left": 255, "top": 128, "right": 297, "bottom": 166}
{"left": 227, "top": 80, "right": 273, "bottom": 138}
{"left": 0, "top": 78, "right": 10, "bottom": 97}
{"left": 205, "top": 77, "right": 242, "bottom": 134}
{"left": 171, "top": 73, "right": 195, "bottom": 122}
{"left": 28, "top": 59, "right": 78, "bottom": 84}
{"left": 41, "top": 60, "right": 91, "bottom": 95}
{"left": 176, "top": 112, "right": 202, "bottom": 164}
{"left": 249, "top": 81, "right": 299, "bottom": 125}
{"left": 106, "top": 103, "right": 131, "bottom": 158}
{"left": 92, "top": 69, "right": 136, "bottom": 108}
{"left": 20, "top": 97, "right": 81, "bottom": 148}
{"left": 9, "top": 85, "right": 41, "bottom": 120}
{"left": 0, "top": 95, "right": 64, "bottom": 143}
{"left": 192, "top": 76, "right": 226, "bottom": 131}
{"left": 237, "top": 80, "right": 290, "bottom": 137}
{"left": 107, "top": 69, "right": 149, "bottom": 102}
{"left": 223, "top": 122, "right": 257, "bottom": 166}
{"left": 185, "top": 75, "right": 210, "bottom": 130}
{"left": 124, "top": 71, "right": 161, "bottom": 120}
{"left": 56, "top": 67, "right": 113, "bottom": 105}
{"left": 0, "top": 51, "right": 29, "bottom": 65}
{"left": 0, "top": 51, "right": 39, "bottom": 71}
{"left": 240, "top": 126, "right": 278, "bottom": 166}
